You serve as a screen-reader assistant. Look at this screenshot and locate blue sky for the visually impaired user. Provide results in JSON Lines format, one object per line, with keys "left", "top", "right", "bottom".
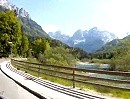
{"left": 9, "top": 0, "right": 130, "bottom": 38}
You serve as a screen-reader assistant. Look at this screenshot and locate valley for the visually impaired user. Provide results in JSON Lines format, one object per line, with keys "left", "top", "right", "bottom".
{"left": 0, "top": 0, "right": 130, "bottom": 98}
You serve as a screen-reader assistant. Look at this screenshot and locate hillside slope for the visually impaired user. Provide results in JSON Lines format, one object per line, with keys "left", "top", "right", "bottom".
{"left": 0, "top": 0, "right": 49, "bottom": 38}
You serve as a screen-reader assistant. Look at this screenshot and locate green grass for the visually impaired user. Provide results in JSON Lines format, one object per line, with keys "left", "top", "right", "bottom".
{"left": 91, "top": 58, "right": 111, "bottom": 64}
{"left": 76, "top": 82, "right": 130, "bottom": 99}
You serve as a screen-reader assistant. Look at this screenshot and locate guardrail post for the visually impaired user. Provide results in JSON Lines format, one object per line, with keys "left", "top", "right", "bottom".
{"left": 38, "top": 65, "right": 40, "bottom": 78}
{"left": 72, "top": 66, "right": 75, "bottom": 88}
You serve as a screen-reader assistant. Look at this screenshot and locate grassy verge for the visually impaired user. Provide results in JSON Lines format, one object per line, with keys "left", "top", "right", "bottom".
{"left": 14, "top": 65, "right": 130, "bottom": 99}
{"left": 76, "top": 82, "right": 130, "bottom": 99}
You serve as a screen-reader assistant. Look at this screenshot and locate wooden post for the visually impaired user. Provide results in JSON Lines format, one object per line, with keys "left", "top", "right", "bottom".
{"left": 38, "top": 65, "right": 40, "bottom": 77}
{"left": 72, "top": 66, "right": 75, "bottom": 88}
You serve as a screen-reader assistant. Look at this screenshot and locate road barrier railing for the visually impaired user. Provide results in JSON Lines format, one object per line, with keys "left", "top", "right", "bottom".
{"left": 11, "top": 59, "right": 130, "bottom": 90}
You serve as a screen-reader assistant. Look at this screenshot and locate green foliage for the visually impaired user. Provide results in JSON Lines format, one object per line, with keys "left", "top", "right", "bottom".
{"left": 32, "top": 38, "right": 50, "bottom": 57}
{"left": 38, "top": 47, "right": 77, "bottom": 66}
{"left": 0, "top": 11, "right": 22, "bottom": 56}
{"left": 70, "top": 47, "right": 90, "bottom": 59}
{"left": 27, "top": 58, "right": 39, "bottom": 63}
{"left": 19, "top": 33, "right": 29, "bottom": 57}
{"left": 49, "top": 39, "right": 69, "bottom": 48}
{"left": 30, "top": 37, "right": 87, "bottom": 66}
{"left": 95, "top": 35, "right": 130, "bottom": 71}
{"left": 110, "top": 52, "right": 130, "bottom": 71}
{"left": 91, "top": 58, "right": 111, "bottom": 64}
{"left": 0, "top": 10, "right": 31, "bottom": 57}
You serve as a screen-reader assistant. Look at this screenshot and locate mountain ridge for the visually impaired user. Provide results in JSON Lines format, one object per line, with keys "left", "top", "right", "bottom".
{"left": 48, "top": 27, "right": 117, "bottom": 52}
{"left": 97, "top": 35, "right": 130, "bottom": 52}
{"left": 0, "top": 0, "right": 49, "bottom": 38}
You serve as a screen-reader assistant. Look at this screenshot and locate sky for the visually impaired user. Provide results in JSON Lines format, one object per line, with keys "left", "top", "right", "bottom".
{"left": 9, "top": 0, "right": 130, "bottom": 38}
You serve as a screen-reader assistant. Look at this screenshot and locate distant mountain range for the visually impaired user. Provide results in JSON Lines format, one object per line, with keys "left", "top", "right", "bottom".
{"left": 0, "top": 0, "right": 49, "bottom": 38}
{"left": 49, "top": 27, "right": 117, "bottom": 52}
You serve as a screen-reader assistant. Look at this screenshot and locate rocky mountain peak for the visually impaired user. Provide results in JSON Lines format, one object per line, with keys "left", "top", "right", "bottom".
{"left": 72, "top": 29, "right": 83, "bottom": 40}
{"left": 48, "top": 27, "right": 117, "bottom": 52}
{"left": 0, "top": 0, "right": 30, "bottom": 18}
{"left": 90, "top": 27, "right": 98, "bottom": 30}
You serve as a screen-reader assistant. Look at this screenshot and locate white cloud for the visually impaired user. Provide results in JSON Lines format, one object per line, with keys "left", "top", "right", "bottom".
{"left": 42, "top": 24, "right": 60, "bottom": 33}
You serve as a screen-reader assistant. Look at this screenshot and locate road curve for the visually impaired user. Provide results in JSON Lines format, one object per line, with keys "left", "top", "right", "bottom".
{"left": 0, "top": 59, "right": 38, "bottom": 99}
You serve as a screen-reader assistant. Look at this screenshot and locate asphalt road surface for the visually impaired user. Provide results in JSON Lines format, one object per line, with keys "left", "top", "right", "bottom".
{"left": 0, "top": 59, "right": 38, "bottom": 99}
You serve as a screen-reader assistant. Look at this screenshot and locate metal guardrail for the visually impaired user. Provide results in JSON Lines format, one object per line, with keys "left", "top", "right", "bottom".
{"left": 11, "top": 59, "right": 130, "bottom": 90}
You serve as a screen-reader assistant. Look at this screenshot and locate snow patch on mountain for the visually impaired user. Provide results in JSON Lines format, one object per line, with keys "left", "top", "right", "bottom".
{"left": 48, "top": 28, "right": 117, "bottom": 52}
{"left": 74, "top": 39, "right": 86, "bottom": 45}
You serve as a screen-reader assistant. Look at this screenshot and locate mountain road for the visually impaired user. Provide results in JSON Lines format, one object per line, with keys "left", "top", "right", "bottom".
{"left": 0, "top": 59, "right": 38, "bottom": 99}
